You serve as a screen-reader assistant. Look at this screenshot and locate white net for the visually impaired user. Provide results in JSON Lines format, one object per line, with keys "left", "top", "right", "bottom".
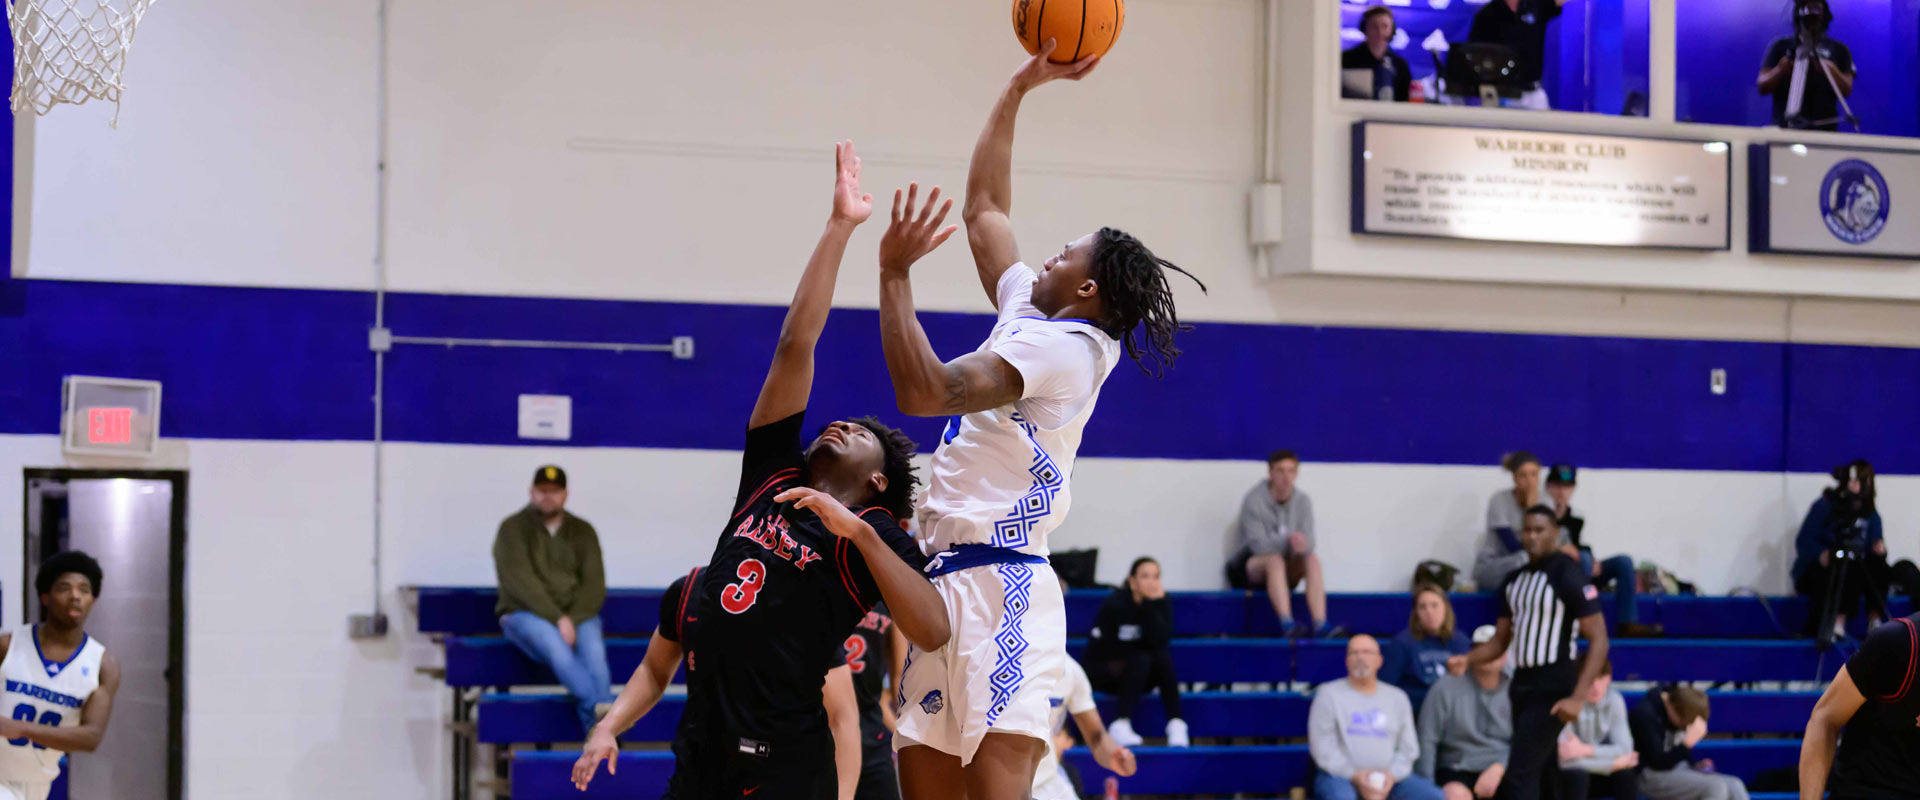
{"left": 7, "top": 0, "right": 156, "bottom": 123}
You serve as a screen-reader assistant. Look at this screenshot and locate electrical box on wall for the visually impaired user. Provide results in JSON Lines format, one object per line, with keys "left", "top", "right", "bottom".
{"left": 62, "top": 376, "right": 162, "bottom": 457}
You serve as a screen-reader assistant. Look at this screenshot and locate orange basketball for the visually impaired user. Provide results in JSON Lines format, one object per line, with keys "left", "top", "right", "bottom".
{"left": 1012, "top": 0, "right": 1125, "bottom": 63}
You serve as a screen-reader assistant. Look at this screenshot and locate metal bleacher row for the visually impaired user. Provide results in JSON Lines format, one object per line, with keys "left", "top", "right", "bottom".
{"left": 414, "top": 587, "right": 1884, "bottom": 800}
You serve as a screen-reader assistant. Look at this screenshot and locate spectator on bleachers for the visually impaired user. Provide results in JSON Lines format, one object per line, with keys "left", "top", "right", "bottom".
{"left": 1088, "top": 557, "right": 1189, "bottom": 748}
{"left": 492, "top": 465, "right": 611, "bottom": 734}
{"left": 1229, "top": 449, "right": 1333, "bottom": 638}
{"left": 1416, "top": 625, "right": 1511, "bottom": 800}
{"left": 1311, "top": 635, "right": 1446, "bottom": 800}
{"left": 1792, "top": 460, "right": 1889, "bottom": 643}
{"left": 1558, "top": 657, "right": 1638, "bottom": 800}
{"left": 1546, "top": 465, "right": 1659, "bottom": 638}
{"left": 1381, "top": 584, "right": 1470, "bottom": 715}
{"left": 1473, "top": 452, "right": 1566, "bottom": 591}
{"left": 1631, "top": 686, "right": 1747, "bottom": 800}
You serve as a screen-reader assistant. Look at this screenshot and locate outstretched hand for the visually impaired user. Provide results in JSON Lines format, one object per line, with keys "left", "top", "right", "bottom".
{"left": 877, "top": 183, "right": 958, "bottom": 275}
{"left": 831, "top": 140, "right": 874, "bottom": 226}
{"left": 1010, "top": 39, "right": 1100, "bottom": 93}
{"left": 572, "top": 727, "right": 618, "bottom": 790}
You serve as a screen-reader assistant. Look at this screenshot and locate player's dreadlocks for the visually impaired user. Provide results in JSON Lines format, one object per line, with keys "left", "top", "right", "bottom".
{"left": 849, "top": 416, "right": 921, "bottom": 520}
{"left": 1090, "top": 227, "right": 1206, "bottom": 378}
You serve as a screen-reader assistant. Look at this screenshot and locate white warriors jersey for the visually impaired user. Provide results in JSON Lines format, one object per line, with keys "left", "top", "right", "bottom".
{"left": 917, "top": 264, "right": 1121, "bottom": 558}
{"left": 0, "top": 626, "right": 105, "bottom": 782}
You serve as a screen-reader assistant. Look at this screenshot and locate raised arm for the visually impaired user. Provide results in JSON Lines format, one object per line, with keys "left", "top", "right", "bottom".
{"left": 7, "top": 652, "right": 119, "bottom": 754}
{"left": 749, "top": 141, "right": 874, "bottom": 429}
{"left": 878, "top": 184, "right": 1033, "bottom": 417}
{"left": 964, "top": 40, "right": 1099, "bottom": 306}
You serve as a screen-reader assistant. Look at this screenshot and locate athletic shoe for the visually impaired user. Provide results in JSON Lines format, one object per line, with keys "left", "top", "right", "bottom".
{"left": 1165, "top": 718, "right": 1190, "bottom": 748}
{"left": 1108, "top": 718, "right": 1144, "bottom": 748}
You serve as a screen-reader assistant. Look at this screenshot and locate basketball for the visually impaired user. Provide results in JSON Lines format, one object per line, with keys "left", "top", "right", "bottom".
{"left": 1013, "top": 0, "right": 1125, "bottom": 63}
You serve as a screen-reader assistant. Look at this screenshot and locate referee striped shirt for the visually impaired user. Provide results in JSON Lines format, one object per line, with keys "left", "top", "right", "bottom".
{"left": 1499, "top": 553, "right": 1602, "bottom": 670}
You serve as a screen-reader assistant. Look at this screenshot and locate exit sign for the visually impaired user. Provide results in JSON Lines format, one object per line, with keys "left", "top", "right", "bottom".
{"left": 63, "top": 376, "right": 161, "bottom": 457}
{"left": 86, "top": 407, "right": 134, "bottom": 444}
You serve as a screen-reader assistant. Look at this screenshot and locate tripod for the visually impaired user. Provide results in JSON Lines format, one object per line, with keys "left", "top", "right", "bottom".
{"left": 1816, "top": 537, "right": 1888, "bottom": 647}
{"left": 1786, "top": 35, "right": 1861, "bottom": 132}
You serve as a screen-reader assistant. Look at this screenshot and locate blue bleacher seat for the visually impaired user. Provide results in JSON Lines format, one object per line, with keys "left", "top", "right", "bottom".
{"left": 476, "top": 689, "right": 1816, "bottom": 745}
{"left": 451, "top": 635, "right": 1839, "bottom": 689}
{"left": 513, "top": 742, "right": 1800, "bottom": 800}
{"left": 512, "top": 751, "right": 673, "bottom": 800}
{"left": 446, "top": 637, "right": 678, "bottom": 687}
{"left": 422, "top": 587, "right": 1906, "bottom": 639}
{"left": 417, "top": 587, "right": 665, "bottom": 636}
{"left": 479, "top": 694, "right": 686, "bottom": 744}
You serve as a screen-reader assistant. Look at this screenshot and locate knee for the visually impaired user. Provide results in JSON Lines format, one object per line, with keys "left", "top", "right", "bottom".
{"left": 1317, "top": 773, "right": 1359, "bottom": 800}
{"left": 1700, "top": 780, "right": 1731, "bottom": 800}
{"left": 1444, "top": 782, "right": 1474, "bottom": 800}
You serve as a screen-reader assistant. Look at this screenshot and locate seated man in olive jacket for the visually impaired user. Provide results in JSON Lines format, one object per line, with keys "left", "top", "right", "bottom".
{"left": 494, "top": 465, "right": 611, "bottom": 734}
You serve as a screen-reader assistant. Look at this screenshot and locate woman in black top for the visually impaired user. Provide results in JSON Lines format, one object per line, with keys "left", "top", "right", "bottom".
{"left": 1085, "top": 557, "right": 1188, "bottom": 747}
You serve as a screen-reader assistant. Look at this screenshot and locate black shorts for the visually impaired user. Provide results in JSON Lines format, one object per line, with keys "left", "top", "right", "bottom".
{"left": 663, "top": 730, "right": 835, "bottom": 800}
{"left": 1436, "top": 768, "right": 1482, "bottom": 789}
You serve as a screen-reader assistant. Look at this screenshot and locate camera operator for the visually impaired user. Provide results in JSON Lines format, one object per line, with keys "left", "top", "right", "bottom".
{"left": 1791, "top": 460, "right": 1886, "bottom": 644}
{"left": 1757, "top": 0, "right": 1856, "bottom": 131}
{"left": 1799, "top": 613, "right": 1920, "bottom": 800}
{"left": 1343, "top": 6, "right": 1411, "bottom": 102}
{"left": 1467, "top": 0, "right": 1570, "bottom": 110}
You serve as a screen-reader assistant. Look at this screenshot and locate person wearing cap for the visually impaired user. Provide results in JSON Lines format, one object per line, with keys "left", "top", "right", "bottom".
{"left": 1546, "top": 465, "right": 1658, "bottom": 638}
{"left": 1416, "top": 625, "right": 1513, "bottom": 800}
{"left": 493, "top": 465, "right": 611, "bottom": 734}
{"left": 1309, "top": 635, "right": 1446, "bottom": 800}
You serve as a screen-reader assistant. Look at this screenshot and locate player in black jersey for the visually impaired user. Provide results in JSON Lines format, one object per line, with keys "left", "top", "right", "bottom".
{"left": 570, "top": 142, "right": 951, "bottom": 800}
{"left": 573, "top": 569, "right": 866, "bottom": 797}
{"left": 843, "top": 604, "right": 909, "bottom": 800}
{"left": 1801, "top": 612, "right": 1920, "bottom": 800}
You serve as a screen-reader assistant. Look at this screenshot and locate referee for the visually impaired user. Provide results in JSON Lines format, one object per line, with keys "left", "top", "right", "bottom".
{"left": 1454, "top": 505, "right": 1609, "bottom": 800}
{"left": 1800, "top": 612, "right": 1920, "bottom": 800}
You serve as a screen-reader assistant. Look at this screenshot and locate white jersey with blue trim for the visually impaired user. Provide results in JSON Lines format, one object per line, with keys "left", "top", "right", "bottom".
{"left": 0, "top": 626, "right": 105, "bottom": 783}
{"left": 916, "top": 264, "right": 1120, "bottom": 559}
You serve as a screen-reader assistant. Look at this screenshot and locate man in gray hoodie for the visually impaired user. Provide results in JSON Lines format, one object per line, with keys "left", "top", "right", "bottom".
{"left": 1558, "top": 658, "right": 1639, "bottom": 800}
{"left": 1417, "top": 625, "right": 1512, "bottom": 800}
{"left": 1311, "top": 635, "right": 1446, "bottom": 800}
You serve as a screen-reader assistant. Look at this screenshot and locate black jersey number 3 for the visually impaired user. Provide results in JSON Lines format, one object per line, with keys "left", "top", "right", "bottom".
{"left": 721, "top": 558, "right": 768, "bottom": 614}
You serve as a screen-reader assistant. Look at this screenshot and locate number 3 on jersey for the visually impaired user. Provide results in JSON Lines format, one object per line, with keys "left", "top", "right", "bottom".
{"left": 721, "top": 559, "right": 768, "bottom": 614}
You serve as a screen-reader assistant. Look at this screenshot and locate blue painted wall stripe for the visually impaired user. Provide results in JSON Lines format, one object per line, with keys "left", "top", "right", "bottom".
{"left": 0, "top": 278, "right": 1913, "bottom": 474}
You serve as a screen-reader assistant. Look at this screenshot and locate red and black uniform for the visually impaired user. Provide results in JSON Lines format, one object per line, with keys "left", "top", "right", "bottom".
{"left": 843, "top": 605, "right": 900, "bottom": 800}
{"left": 1828, "top": 613, "right": 1920, "bottom": 800}
{"left": 660, "top": 412, "right": 927, "bottom": 800}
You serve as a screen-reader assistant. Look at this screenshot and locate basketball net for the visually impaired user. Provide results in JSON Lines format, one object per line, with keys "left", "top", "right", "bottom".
{"left": 7, "top": 0, "right": 156, "bottom": 125}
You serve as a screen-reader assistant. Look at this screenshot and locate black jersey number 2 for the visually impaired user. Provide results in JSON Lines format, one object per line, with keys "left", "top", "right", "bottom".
{"left": 721, "top": 558, "right": 768, "bottom": 614}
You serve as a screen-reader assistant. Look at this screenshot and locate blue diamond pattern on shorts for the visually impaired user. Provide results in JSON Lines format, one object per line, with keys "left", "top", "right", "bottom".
{"left": 985, "top": 563, "right": 1034, "bottom": 727}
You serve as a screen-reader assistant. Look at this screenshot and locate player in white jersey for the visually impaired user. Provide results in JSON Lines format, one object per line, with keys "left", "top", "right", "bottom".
{"left": 0, "top": 552, "right": 121, "bottom": 800}
{"left": 874, "top": 39, "right": 1203, "bottom": 800}
{"left": 1032, "top": 657, "right": 1135, "bottom": 800}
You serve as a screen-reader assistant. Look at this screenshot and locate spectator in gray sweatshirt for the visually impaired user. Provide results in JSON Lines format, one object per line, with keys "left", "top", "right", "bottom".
{"left": 1311, "top": 635, "right": 1446, "bottom": 800}
{"left": 1558, "top": 658, "right": 1639, "bottom": 800}
{"left": 1417, "top": 625, "right": 1512, "bottom": 800}
{"left": 1473, "top": 452, "right": 1572, "bottom": 591}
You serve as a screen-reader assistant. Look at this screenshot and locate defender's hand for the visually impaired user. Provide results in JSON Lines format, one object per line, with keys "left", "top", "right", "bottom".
{"left": 831, "top": 140, "right": 874, "bottom": 226}
{"left": 572, "top": 727, "right": 619, "bottom": 790}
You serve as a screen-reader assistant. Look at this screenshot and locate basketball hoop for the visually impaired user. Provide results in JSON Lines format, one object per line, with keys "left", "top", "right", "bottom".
{"left": 8, "top": 0, "right": 156, "bottom": 125}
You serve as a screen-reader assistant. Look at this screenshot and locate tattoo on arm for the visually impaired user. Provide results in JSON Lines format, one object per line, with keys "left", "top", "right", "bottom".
{"left": 942, "top": 371, "right": 969, "bottom": 414}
